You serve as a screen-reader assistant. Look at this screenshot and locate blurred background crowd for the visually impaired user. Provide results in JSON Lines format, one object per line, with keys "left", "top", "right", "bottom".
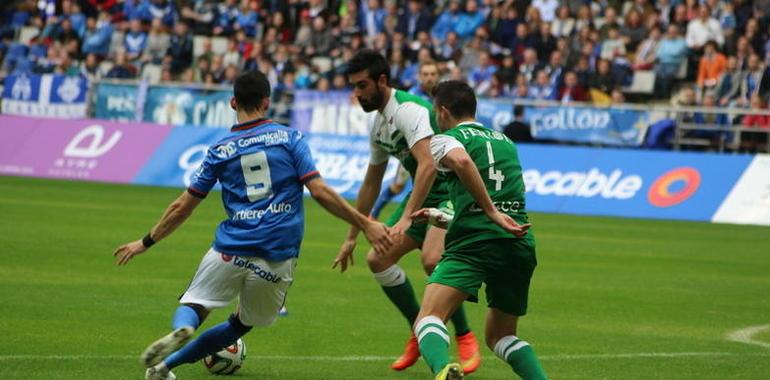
{"left": 3, "top": 0, "right": 770, "bottom": 117}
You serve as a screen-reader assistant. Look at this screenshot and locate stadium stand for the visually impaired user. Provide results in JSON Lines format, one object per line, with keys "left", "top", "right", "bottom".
{"left": 1, "top": 0, "right": 769, "bottom": 152}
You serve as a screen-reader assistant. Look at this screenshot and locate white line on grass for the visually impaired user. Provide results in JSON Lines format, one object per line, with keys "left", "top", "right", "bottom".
{"left": 726, "top": 324, "right": 770, "bottom": 349}
{"left": 1, "top": 352, "right": 769, "bottom": 362}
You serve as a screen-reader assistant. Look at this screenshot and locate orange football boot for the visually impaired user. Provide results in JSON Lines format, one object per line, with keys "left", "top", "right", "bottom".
{"left": 456, "top": 331, "right": 481, "bottom": 374}
{"left": 391, "top": 334, "right": 421, "bottom": 371}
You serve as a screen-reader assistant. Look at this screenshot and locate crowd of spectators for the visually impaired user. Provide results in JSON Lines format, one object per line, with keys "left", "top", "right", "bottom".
{"left": 2, "top": 0, "right": 770, "bottom": 141}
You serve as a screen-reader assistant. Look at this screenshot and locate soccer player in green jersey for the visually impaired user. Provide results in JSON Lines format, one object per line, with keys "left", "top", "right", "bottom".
{"left": 410, "top": 80, "right": 548, "bottom": 380}
{"left": 334, "top": 50, "right": 481, "bottom": 373}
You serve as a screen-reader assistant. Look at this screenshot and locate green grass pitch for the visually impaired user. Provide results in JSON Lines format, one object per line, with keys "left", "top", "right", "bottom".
{"left": 0, "top": 176, "right": 769, "bottom": 379}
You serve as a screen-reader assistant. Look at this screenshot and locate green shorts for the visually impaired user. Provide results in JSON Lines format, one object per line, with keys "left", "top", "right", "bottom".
{"left": 385, "top": 192, "right": 449, "bottom": 245}
{"left": 427, "top": 237, "right": 537, "bottom": 316}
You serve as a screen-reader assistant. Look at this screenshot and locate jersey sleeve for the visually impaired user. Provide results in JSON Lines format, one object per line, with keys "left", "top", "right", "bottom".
{"left": 188, "top": 148, "right": 219, "bottom": 198}
{"left": 291, "top": 132, "right": 321, "bottom": 184}
{"left": 430, "top": 134, "right": 466, "bottom": 172}
{"left": 394, "top": 102, "right": 434, "bottom": 149}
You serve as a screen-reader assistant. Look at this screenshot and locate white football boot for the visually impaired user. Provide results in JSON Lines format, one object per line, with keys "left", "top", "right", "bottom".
{"left": 140, "top": 326, "right": 194, "bottom": 367}
{"left": 145, "top": 364, "right": 176, "bottom": 380}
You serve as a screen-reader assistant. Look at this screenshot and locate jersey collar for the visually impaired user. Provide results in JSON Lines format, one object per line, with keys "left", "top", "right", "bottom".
{"left": 231, "top": 118, "right": 272, "bottom": 132}
{"left": 455, "top": 120, "right": 483, "bottom": 128}
{"left": 380, "top": 88, "right": 398, "bottom": 117}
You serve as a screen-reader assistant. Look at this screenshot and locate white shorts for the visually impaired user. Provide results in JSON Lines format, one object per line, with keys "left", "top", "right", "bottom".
{"left": 179, "top": 248, "right": 296, "bottom": 327}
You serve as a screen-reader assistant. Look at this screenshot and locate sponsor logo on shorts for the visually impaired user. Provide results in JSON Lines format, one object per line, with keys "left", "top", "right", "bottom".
{"left": 232, "top": 257, "right": 281, "bottom": 283}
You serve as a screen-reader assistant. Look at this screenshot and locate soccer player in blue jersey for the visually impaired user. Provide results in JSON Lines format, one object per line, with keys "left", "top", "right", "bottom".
{"left": 113, "top": 70, "right": 392, "bottom": 380}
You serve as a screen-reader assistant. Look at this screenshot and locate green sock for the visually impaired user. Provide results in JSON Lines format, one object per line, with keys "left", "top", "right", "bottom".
{"left": 494, "top": 336, "right": 547, "bottom": 380}
{"left": 449, "top": 304, "right": 471, "bottom": 336}
{"left": 374, "top": 265, "right": 420, "bottom": 326}
{"left": 415, "top": 316, "right": 450, "bottom": 374}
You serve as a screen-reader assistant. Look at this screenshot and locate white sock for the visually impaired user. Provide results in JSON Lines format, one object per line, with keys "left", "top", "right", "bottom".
{"left": 373, "top": 264, "right": 407, "bottom": 287}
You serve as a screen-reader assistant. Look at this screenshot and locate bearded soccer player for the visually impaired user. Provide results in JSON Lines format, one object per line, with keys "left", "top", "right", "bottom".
{"left": 333, "top": 50, "right": 481, "bottom": 373}
{"left": 411, "top": 80, "right": 547, "bottom": 380}
{"left": 371, "top": 61, "right": 442, "bottom": 219}
{"left": 113, "top": 70, "right": 392, "bottom": 380}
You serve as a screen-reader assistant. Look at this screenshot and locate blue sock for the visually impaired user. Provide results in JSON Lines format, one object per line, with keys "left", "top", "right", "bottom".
{"left": 172, "top": 306, "right": 201, "bottom": 330}
{"left": 371, "top": 187, "right": 395, "bottom": 219}
{"left": 164, "top": 320, "right": 243, "bottom": 370}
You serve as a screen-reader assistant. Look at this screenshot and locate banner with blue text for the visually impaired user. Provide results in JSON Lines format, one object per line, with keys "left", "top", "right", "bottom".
{"left": 2, "top": 73, "right": 88, "bottom": 118}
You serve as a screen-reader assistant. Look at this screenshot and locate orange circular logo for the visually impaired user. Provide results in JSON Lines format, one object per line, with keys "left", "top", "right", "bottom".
{"left": 648, "top": 167, "right": 701, "bottom": 207}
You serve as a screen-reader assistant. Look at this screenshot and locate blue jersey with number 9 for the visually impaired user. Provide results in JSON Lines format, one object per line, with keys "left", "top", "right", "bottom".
{"left": 187, "top": 118, "right": 320, "bottom": 261}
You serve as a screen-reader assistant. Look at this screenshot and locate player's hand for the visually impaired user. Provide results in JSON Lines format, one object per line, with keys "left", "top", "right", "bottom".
{"left": 362, "top": 220, "right": 393, "bottom": 256}
{"left": 411, "top": 208, "right": 431, "bottom": 224}
{"left": 332, "top": 238, "right": 357, "bottom": 273}
{"left": 489, "top": 212, "right": 531, "bottom": 238}
{"left": 411, "top": 208, "right": 451, "bottom": 229}
{"left": 390, "top": 217, "right": 412, "bottom": 236}
{"left": 113, "top": 240, "right": 148, "bottom": 266}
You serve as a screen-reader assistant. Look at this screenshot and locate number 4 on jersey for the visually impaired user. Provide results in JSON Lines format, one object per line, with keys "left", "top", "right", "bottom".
{"left": 486, "top": 141, "right": 505, "bottom": 191}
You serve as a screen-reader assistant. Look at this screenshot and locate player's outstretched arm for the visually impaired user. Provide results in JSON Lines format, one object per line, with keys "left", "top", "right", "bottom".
{"left": 439, "top": 149, "right": 531, "bottom": 237}
{"left": 392, "top": 137, "right": 437, "bottom": 235}
{"left": 305, "top": 177, "right": 393, "bottom": 260}
{"left": 113, "top": 191, "right": 203, "bottom": 266}
{"left": 334, "top": 162, "right": 388, "bottom": 272}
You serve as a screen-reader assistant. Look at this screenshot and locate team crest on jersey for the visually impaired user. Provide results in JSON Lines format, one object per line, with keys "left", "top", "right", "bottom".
{"left": 214, "top": 142, "right": 237, "bottom": 159}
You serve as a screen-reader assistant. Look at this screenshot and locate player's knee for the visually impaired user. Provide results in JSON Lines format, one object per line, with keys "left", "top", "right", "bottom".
{"left": 228, "top": 313, "right": 253, "bottom": 336}
{"left": 366, "top": 249, "right": 389, "bottom": 272}
{"left": 183, "top": 303, "right": 211, "bottom": 323}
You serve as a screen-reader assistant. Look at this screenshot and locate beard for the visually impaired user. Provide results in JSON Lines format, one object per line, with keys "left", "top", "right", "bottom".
{"left": 358, "top": 84, "right": 384, "bottom": 112}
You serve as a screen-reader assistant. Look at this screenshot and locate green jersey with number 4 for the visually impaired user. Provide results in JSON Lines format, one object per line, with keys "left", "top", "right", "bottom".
{"left": 430, "top": 122, "right": 529, "bottom": 250}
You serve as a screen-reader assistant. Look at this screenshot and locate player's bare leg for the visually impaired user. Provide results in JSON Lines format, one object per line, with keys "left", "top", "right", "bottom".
{"left": 486, "top": 309, "right": 547, "bottom": 380}
{"left": 421, "top": 227, "right": 481, "bottom": 374}
{"left": 366, "top": 233, "right": 422, "bottom": 370}
{"left": 413, "top": 283, "right": 468, "bottom": 378}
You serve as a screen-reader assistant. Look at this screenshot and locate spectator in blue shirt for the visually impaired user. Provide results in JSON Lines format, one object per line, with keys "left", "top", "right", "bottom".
{"left": 655, "top": 24, "right": 687, "bottom": 96}
{"left": 455, "top": 0, "right": 485, "bottom": 39}
{"left": 81, "top": 15, "right": 113, "bottom": 57}
{"left": 528, "top": 70, "right": 557, "bottom": 100}
{"left": 123, "top": 0, "right": 151, "bottom": 22}
{"left": 214, "top": 0, "right": 239, "bottom": 36}
{"left": 148, "top": 0, "right": 177, "bottom": 27}
{"left": 234, "top": 2, "right": 258, "bottom": 38}
{"left": 469, "top": 50, "right": 498, "bottom": 92}
{"left": 64, "top": 2, "right": 86, "bottom": 38}
{"left": 124, "top": 19, "right": 148, "bottom": 61}
{"left": 431, "top": 0, "right": 462, "bottom": 43}
{"left": 360, "top": 0, "right": 387, "bottom": 39}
